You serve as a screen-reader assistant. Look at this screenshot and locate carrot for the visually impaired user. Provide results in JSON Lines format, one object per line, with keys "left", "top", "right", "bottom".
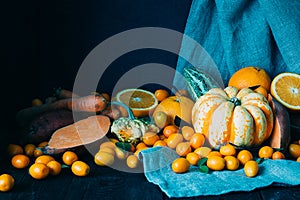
{"left": 16, "top": 94, "right": 107, "bottom": 127}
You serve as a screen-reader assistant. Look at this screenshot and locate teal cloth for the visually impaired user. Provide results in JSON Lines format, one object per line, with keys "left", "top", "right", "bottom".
{"left": 148, "top": 0, "right": 300, "bottom": 197}
{"left": 173, "top": 0, "right": 300, "bottom": 89}
{"left": 140, "top": 147, "right": 300, "bottom": 198}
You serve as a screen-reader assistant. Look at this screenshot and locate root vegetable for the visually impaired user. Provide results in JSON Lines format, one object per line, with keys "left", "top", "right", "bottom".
{"left": 24, "top": 109, "right": 75, "bottom": 144}
{"left": 42, "top": 115, "right": 110, "bottom": 154}
{"left": 266, "top": 95, "right": 291, "bottom": 152}
{"left": 16, "top": 94, "right": 107, "bottom": 127}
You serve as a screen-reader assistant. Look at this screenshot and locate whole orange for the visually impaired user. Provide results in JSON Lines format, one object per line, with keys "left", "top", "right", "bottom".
{"left": 171, "top": 157, "right": 190, "bottom": 173}
{"left": 228, "top": 66, "right": 271, "bottom": 92}
{"left": 207, "top": 155, "right": 225, "bottom": 171}
{"left": 29, "top": 163, "right": 50, "bottom": 180}
{"left": 244, "top": 160, "right": 259, "bottom": 178}
{"left": 258, "top": 146, "right": 274, "bottom": 159}
{"left": 175, "top": 142, "right": 192, "bottom": 157}
{"left": 237, "top": 150, "right": 253, "bottom": 165}
{"left": 186, "top": 152, "right": 200, "bottom": 166}
{"left": 154, "top": 89, "right": 170, "bottom": 102}
{"left": 62, "top": 151, "right": 79, "bottom": 166}
{"left": 224, "top": 156, "right": 240, "bottom": 171}
{"left": 35, "top": 155, "right": 55, "bottom": 165}
{"left": 272, "top": 151, "right": 285, "bottom": 160}
{"left": 142, "top": 132, "right": 160, "bottom": 146}
{"left": 219, "top": 143, "right": 236, "bottom": 156}
{"left": 153, "top": 140, "right": 167, "bottom": 147}
{"left": 47, "top": 160, "right": 62, "bottom": 176}
{"left": 152, "top": 95, "right": 194, "bottom": 125}
{"left": 126, "top": 155, "right": 140, "bottom": 169}
{"left": 71, "top": 161, "right": 90, "bottom": 177}
{"left": 7, "top": 144, "right": 23, "bottom": 157}
{"left": 163, "top": 125, "right": 179, "bottom": 138}
{"left": 11, "top": 154, "right": 30, "bottom": 169}
{"left": 166, "top": 133, "right": 184, "bottom": 149}
{"left": 0, "top": 174, "right": 15, "bottom": 192}
{"left": 288, "top": 143, "right": 300, "bottom": 158}
{"left": 189, "top": 133, "right": 205, "bottom": 149}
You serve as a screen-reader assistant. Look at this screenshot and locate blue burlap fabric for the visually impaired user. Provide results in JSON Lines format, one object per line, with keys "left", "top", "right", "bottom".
{"left": 173, "top": 0, "right": 300, "bottom": 88}
{"left": 140, "top": 147, "right": 300, "bottom": 198}
{"left": 142, "top": 0, "right": 300, "bottom": 198}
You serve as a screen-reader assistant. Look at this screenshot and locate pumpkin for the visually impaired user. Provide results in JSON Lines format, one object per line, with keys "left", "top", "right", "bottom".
{"left": 192, "top": 86, "right": 274, "bottom": 149}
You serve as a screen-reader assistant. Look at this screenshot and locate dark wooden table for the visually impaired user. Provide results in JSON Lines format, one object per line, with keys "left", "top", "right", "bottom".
{"left": 1, "top": 144, "right": 300, "bottom": 200}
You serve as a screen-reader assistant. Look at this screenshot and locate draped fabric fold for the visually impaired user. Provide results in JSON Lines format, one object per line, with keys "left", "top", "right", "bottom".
{"left": 173, "top": 0, "right": 300, "bottom": 90}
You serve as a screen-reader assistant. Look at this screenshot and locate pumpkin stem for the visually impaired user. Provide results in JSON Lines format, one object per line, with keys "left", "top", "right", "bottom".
{"left": 229, "top": 97, "right": 241, "bottom": 106}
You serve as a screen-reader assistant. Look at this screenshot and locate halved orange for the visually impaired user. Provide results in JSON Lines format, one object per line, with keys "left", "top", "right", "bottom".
{"left": 116, "top": 88, "right": 158, "bottom": 117}
{"left": 270, "top": 72, "right": 300, "bottom": 111}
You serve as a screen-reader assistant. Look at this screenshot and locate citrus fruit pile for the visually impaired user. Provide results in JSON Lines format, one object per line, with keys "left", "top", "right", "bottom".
{"left": 228, "top": 66, "right": 300, "bottom": 111}
{"left": 2, "top": 141, "right": 90, "bottom": 192}
{"left": 3, "top": 65, "right": 300, "bottom": 193}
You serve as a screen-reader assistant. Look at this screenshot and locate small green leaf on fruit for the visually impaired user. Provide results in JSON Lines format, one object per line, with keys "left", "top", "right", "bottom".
{"left": 256, "top": 157, "right": 264, "bottom": 164}
{"left": 116, "top": 142, "right": 131, "bottom": 151}
{"left": 197, "top": 157, "right": 208, "bottom": 167}
{"left": 199, "top": 165, "right": 209, "bottom": 173}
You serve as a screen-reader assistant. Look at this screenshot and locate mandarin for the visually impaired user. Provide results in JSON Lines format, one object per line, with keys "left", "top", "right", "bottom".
{"left": 0, "top": 174, "right": 14, "bottom": 192}
{"left": 71, "top": 161, "right": 90, "bottom": 177}
{"left": 181, "top": 126, "right": 195, "bottom": 141}
{"left": 244, "top": 160, "right": 259, "bottom": 178}
{"left": 186, "top": 152, "right": 200, "bottom": 166}
{"left": 11, "top": 154, "right": 30, "bottom": 169}
{"left": 207, "top": 155, "right": 225, "bottom": 171}
{"left": 154, "top": 89, "right": 170, "bottom": 102}
{"left": 142, "top": 132, "right": 160, "bottom": 146}
{"left": 189, "top": 133, "right": 205, "bottom": 149}
{"left": 219, "top": 143, "right": 236, "bottom": 156}
{"left": 29, "top": 163, "right": 49, "bottom": 180}
{"left": 171, "top": 157, "right": 190, "bottom": 173}
{"left": 166, "top": 133, "right": 184, "bottom": 149}
{"left": 163, "top": 125, "right": 179, "bottom": 138}
{"left": 237, "top": 150, "right": 253, "bottom": 165}
{"left": 175, "top": 142, "right": 192, "bottom": 157}
{"left": 258, "top": 146, "right": 274, "bottom": 159}
{"left": 228, "top": 66, "right": 271, "bottom": 92}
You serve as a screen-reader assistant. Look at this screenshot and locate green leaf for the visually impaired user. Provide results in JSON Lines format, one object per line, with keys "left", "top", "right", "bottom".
{"left": 61, "top": 164, "right": 70, "bottom": 169}
{"left": 256, "top": 157, "right": 264, "bottom": 164}
{"left": 197, "top": 157, "right": 208, "bottom": 167}
{"left": 199, "top": 165, "right": 209, "bottom": 173}
{"left": 116, "top": 142, "right": 132, "bottom": 152}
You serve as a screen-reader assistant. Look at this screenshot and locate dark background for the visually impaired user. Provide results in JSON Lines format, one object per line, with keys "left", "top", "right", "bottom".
{"left": 2, "top": 0, "right": 192, "bottom": 142}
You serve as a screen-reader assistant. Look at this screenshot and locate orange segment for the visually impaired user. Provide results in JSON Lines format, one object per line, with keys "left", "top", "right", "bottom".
{"left": 270, "top": 72, "right": 300, "bottom": 111}
{"left": 116, "top": 88, "right": 158, "bottom": 117}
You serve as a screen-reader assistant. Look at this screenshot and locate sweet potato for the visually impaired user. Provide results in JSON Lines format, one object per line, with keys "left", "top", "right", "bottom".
{"left": 42, "top": 115, "right": 110, "bottom": 154}
{"left": 266, "top": 95, "right": 291, "bottom": 152}
{"left": 16, "top": 94, "right": 107, "bottom": 127}
{"left": 24, "top": 109, "right": 75, "bottom": 144}
{"left": 53, "top": 87, "right": 80, "bottom": 99}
